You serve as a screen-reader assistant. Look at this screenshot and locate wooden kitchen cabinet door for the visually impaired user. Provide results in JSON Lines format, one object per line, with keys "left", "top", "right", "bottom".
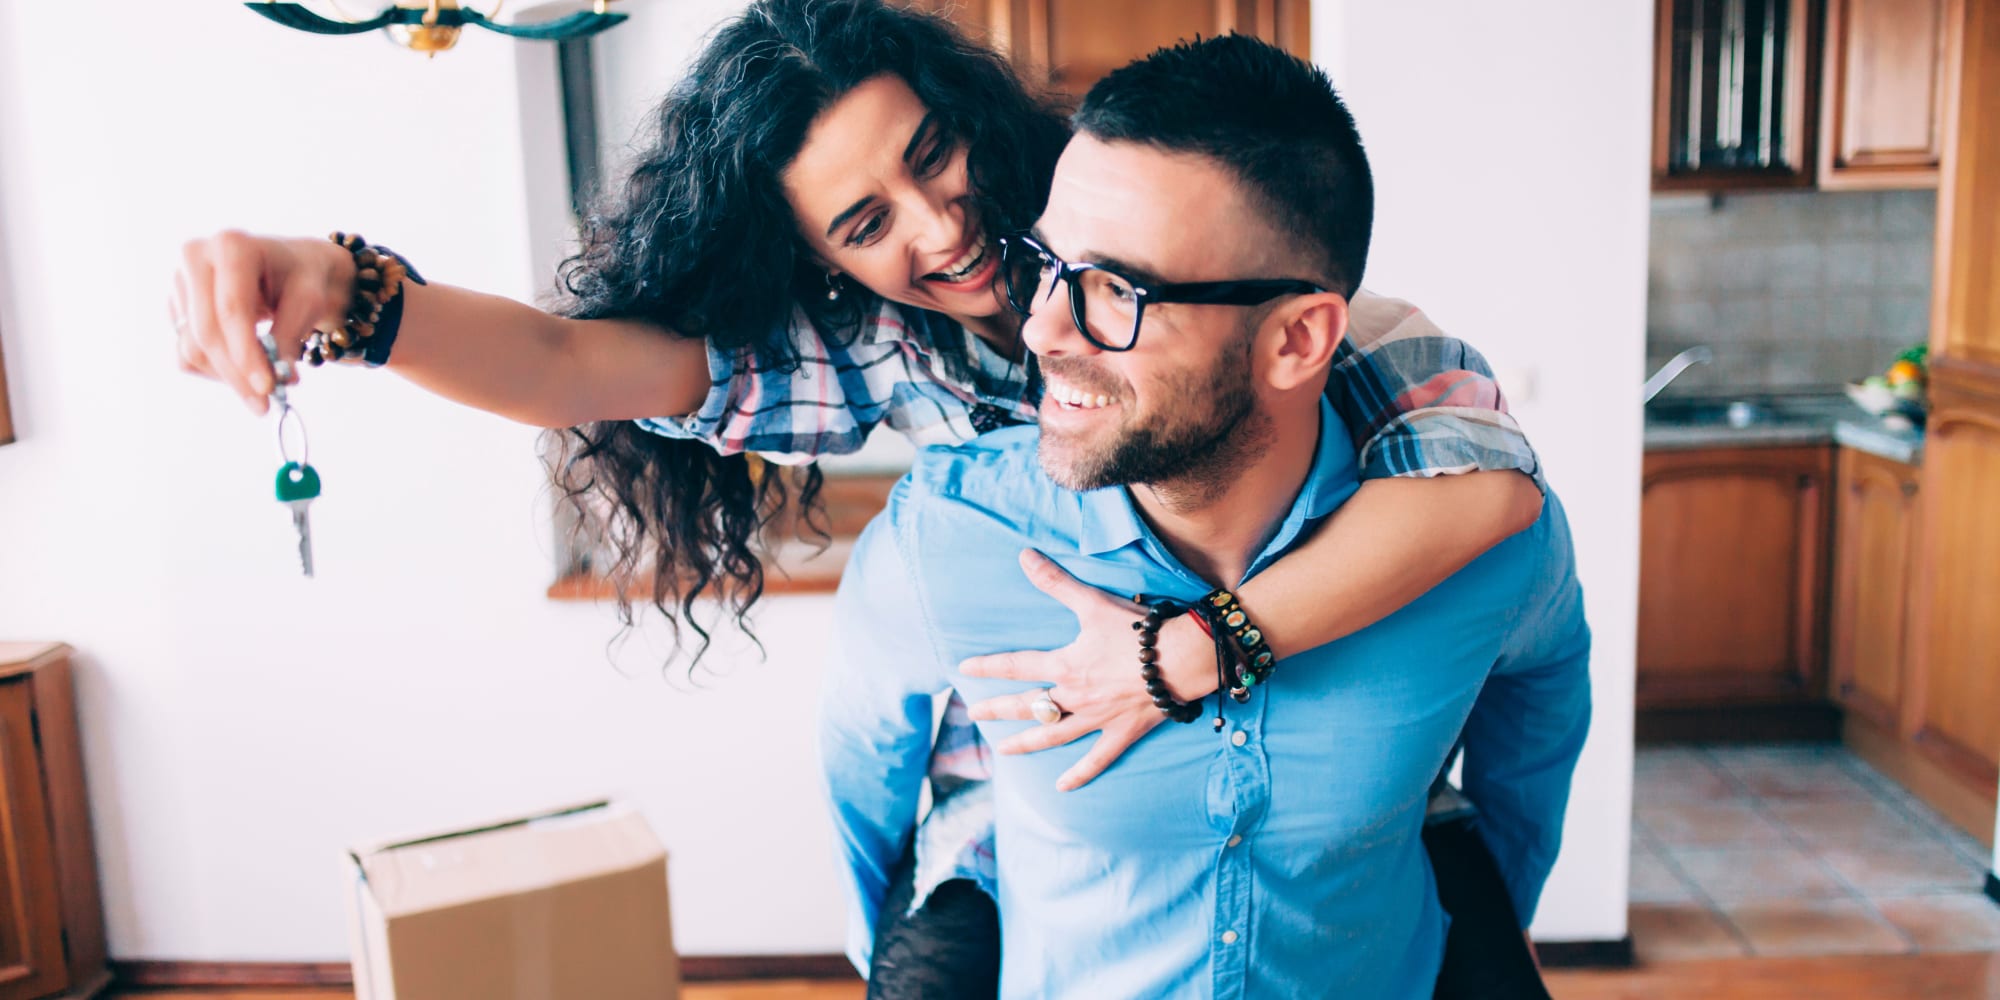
{"left": 1931, "top": 0, "right": 2000, "bottom": 371}
{"left": 1903, "top": 380, "right": 2000, "bottom": 793}
{"left": 904, "top": 0, "right": 1308, "bottom": 101}
{"left": 1818, "top": 0, "right": 1958, "bottom": 188}
{"left": 1638, "top": 446, "right": 1834, "bottom": 708}
{"left": 1652, "top": 0, "right": 1820, "bottom": 190}
{"left": 1828, "top": 448, "right": 1921, "bottom": 730}
{"left": 0, "top": 679, "right": 68, "bottom": 1000}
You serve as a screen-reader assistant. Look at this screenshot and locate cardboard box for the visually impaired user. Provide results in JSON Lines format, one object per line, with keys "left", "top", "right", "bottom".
{"left": 346, "top": 799, "right": 680, "bottom": 1000}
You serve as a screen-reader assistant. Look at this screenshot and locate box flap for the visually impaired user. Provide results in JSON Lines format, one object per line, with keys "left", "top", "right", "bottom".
{"left": 354, "top": 801, "right": 666, "bottom": 919}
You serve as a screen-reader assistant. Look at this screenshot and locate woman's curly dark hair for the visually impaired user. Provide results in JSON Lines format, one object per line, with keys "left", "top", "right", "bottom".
{"left": 545, "top": 0, "right": 1070, "bottom": 668}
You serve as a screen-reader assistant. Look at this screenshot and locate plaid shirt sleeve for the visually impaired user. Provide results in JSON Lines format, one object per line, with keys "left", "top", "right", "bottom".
{"left": 631, "top": 301, "right": 1028, "bottom": 464}
{"left": 1327, "top": 290, "right": 1547, "bottom": 493}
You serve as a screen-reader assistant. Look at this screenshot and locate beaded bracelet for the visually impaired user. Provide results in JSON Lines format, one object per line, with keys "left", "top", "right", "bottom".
{"left": 1193, "top": 588, "right": 1277, "bottom": 701}
{"left": 1132, "top": 599, "right": 1204, "bottom": 725}
{"left": 304, "top": 232, "right": 427, "bottom": 368}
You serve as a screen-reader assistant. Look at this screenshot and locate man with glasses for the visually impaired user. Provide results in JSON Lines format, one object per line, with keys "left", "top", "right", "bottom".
{"left": 821, "top": 34, "right": 1591, "bottom": 999}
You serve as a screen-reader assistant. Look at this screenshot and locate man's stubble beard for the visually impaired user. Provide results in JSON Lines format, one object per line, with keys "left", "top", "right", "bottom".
{"left": 1038, "top": 339, "right": 1273, "bottom": 509}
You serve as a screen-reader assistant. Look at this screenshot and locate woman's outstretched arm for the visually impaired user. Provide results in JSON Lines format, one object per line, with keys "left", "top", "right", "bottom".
{"left": 172, "top": 230, "right": 710, "bottom": 427}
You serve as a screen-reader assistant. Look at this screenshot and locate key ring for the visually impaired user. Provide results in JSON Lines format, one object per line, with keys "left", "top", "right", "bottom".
{"left": 257, "top": 329, "right": 308, "bottom": 469}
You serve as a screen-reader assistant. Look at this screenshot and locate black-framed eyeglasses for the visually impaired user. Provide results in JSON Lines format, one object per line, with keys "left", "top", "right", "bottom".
{"left": 997, "top": 232, "right": 1326, "bottom": 352}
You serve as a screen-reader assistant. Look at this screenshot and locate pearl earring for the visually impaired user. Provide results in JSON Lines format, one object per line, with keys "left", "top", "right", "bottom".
{"left": 825, "top": 272, "right": 842, "bottom": 302}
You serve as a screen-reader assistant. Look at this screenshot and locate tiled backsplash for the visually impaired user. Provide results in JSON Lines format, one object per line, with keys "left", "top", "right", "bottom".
{"left": 1647, "top": 189, "right": 1935, "bottom": 398}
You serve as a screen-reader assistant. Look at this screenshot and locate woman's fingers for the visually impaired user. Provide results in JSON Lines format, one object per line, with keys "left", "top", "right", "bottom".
{"left": 959, "top": 648, "right": 1059, "bottom": 682}
{"left": 178, "top": 240, "right": 249, "bottom": 403}
{"left": 965, "top": 687, "right": 1047, "bottom": 722}
{"left": 1056, "top": 723, "right": 1153, "bottom": 792}
{"left": 996, "top": 717, "right": 1092, "bottom": 755}
{"left": 207, "top": 233, "right": 276, "bottom": 406}
{"left": 265, "top": 271, "right": 340, "bottom": 384}
{"left": 168, "top": 288, "right": 211, "bottom": 377}
{"left": 1016, "top": 549, "right": 1139, "bottom": 617}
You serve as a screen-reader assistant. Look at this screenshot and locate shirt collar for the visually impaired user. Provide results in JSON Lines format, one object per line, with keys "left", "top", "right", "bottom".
{"left": 1077, "top": 397, "right": 1359, "bottom": 568}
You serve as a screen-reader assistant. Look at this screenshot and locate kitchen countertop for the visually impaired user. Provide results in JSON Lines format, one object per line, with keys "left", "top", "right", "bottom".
{"left": 1645, "top": 392, "right": 1925, "bottom": 464}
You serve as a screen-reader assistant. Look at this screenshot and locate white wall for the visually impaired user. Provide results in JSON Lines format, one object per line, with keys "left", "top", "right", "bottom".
{"left": 0, "top": 0, "right": 1646, "bottom": 964}
{"left": 1312, "top": 1, "right": 1653, "bottom": 941}
{"left": 0, "top": 0, "right": 842, "bottom": 960}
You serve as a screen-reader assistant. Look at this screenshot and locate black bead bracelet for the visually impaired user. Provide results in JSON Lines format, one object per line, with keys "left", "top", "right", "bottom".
{"left": 1132, "top": 599, "right": 1203, "bottom": 724}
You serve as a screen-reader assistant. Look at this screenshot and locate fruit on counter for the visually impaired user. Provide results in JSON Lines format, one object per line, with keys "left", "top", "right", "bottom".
{"left": 1887, "top": 359, "right": 1924, "bottom": 387}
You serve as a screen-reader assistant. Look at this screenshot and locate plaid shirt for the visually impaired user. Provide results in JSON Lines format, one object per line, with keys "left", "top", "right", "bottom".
{"left": 640, "top": 289, "right": 1543, "bottom": 904}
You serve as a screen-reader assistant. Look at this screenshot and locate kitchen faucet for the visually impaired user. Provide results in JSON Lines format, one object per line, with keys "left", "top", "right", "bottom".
{"left": 1643, "top": 346, "right": 1715, "bottom": 404}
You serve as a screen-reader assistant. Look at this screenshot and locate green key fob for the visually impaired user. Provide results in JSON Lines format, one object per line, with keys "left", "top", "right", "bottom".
{"left": 275, "top": 462, "right": 322, "bottom": 502}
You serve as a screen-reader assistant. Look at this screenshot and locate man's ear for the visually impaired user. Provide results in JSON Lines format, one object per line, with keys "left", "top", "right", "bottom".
{"left": 1260, "top": 292, "right": 1348, "bottom": 392}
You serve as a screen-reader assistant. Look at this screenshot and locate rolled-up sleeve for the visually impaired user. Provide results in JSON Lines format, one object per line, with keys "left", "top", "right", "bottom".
{"left": 1328, "top": 292, "right": 1546, "bottom": 493}
{"left": 632, "top": 307, "right": 884, "bottom": 464}
{"left": 820, "top": 482, "right": 953, "bottom": 974}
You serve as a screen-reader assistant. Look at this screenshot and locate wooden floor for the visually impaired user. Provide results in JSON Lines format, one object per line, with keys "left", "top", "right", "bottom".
{"left": 105, "top": 950, "right": 2000, "bottom": 999}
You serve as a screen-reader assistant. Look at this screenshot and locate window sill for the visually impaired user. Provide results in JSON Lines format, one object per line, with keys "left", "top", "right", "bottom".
{"left": 545, "top": 474, "right": 898, "bottom": 602}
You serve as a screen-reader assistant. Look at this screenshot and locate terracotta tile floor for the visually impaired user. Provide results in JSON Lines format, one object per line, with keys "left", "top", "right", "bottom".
{"left": 1631, "top": 743, "right": 1997, "bottom": 962}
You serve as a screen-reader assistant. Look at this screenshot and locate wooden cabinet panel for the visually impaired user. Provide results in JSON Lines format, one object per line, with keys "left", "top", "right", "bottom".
{"left": 0, "top": 644, "right": 109, "bottom": 1000}
{"left": 1638, "top": 446, "right": 1833, "bottom": 707}
{"left": 0, "top": 682, "right": 67, "bottom": 1000}
{"left": 1819, "top": 0, "right": 1955, "bottom": 187}
{"left": 1828, "top": 448, "right": 1921, "bottom": 729}
{"left": 1932, "top": 0, "right": 2000, "bottom": 369}
{"left": 1904, "top": 378, "right": 2000, "bottom": 791}
{"left": 906, "top": 0, "right": 1307, "bottom": 100}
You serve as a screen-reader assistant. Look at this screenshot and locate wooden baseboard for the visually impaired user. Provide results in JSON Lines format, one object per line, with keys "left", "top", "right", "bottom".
{"left": 1535, "top": 936, "right": 1634, "bottom": 968}
{"left": 112, "top": 962, "right": 350, "bottom": 988}
{"left": 1844, "top": 714, "right": 1998, "bottom": 849}
{"left": 682, "top": 955, "right": 857, "bottom": 980}
{"left": 111, "top": 940, "right": 1624, "bottom": 987}
{"left": 1636, "top": 703, "right": 1842, "bottom": 744}
{"left": 111, "top": 956, "right": 861, "bottom": 989}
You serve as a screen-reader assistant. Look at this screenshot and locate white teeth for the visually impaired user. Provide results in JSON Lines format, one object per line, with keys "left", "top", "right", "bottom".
{"left": 1047, "top": 380, "right": 1113, "bottom": 409}
{"left": 931, "top": 244, "right": 987, "bottom": 283}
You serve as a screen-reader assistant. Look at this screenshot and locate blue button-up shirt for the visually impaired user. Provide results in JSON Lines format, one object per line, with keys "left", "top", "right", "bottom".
{"left": 821, "top": 399, "right": 1591, "bottom": 999}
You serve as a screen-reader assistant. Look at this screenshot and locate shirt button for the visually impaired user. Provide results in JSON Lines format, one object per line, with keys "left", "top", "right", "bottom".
{"left": 1231, "top": 730, "right": 1248, "bottom": 747}
{"left": 1221, "top": 930, "right": 1239, "bottom": 945}
{"left": 1226, "top": 835, "right": 1242, "bottom": 848}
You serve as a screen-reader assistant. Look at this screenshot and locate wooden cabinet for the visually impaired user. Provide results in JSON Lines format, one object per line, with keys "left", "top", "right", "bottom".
{"left": 1903, "top": 377, "right": 2000, "bottom": 799}
{"left": 1652, "top": 0, "right": 1820, "bottom": 189}
{"left": 1650, "top": 0, "right": 1963, "bottom": 191}
{"left": 1905, "top": 0, "right": 2000, "bottom": 802}
{"left": 1818, "top": 0, "right": 1958, "bottom": 188}
{"left": 1827, "top": 448, "right": 1921, "bottom": 729}
{"left": 1931, "top": 0, "right": 2000, "bottom": 372}
{"left": 1845, "top": 0, "right": 2000, "bottom": 844}
{"left": 903, "top": 0, "right": 1308, "bottom": 100}
{"left": 1638, "top": 446, "right": 1834, "bottom": 708}
{"left": 0, "top": 644, "right": 107, "bottom": 1000}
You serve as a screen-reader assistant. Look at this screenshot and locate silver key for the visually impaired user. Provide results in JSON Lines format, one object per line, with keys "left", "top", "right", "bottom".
{"left": 275, "top": 462, "right": 321, "bottom": 577}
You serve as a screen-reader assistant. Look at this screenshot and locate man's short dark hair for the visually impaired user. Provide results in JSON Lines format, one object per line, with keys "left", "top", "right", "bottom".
{"left": 1073, "top": 34, "right": 1373, "bottom": 298}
